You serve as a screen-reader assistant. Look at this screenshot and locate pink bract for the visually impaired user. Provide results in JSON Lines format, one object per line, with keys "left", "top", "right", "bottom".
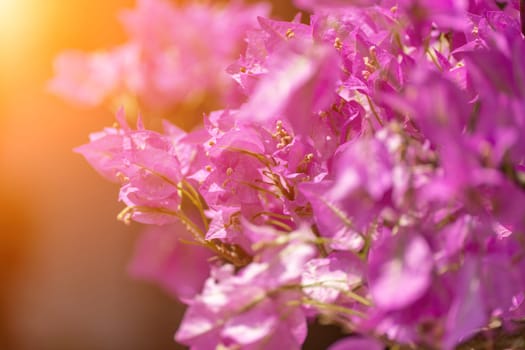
{"left": 67, "top": 0, "right": 525, "bottom": 349}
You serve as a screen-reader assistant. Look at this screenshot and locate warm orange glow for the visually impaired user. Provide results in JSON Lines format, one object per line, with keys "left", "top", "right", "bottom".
{"left": 0, "top": 0, "right": 37, "bottom": 69}
{"left": 0, "top": 0, "right": 26, "bottom": 40}
{"left": 0, "top": 1, "right": 186, "bottom": 349}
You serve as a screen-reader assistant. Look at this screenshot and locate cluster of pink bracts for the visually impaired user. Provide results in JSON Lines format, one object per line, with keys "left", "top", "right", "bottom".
{"left": 52, "top": 0, "right": 525, "bottom": 349}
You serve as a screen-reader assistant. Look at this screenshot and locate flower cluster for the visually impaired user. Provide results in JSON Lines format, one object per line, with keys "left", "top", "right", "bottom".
{"left": 59, "top": 0, "right": 525, "bottom": 349}
{"left": 50, "top": 0, "right": 269, "bottom": 114}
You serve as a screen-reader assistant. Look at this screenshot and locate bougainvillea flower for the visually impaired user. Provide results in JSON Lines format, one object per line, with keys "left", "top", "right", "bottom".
{"left": 66, "top": 0, "right": 525, "bottom": 349}
{"left": 175, "top": 227, "right": 316, "bottom": 349}
{"left": 128, "top": 223, "right": 212, "bottom": 302}
{"left": 51, "top": 0, "right": 269, "bottom": 111}
{"left": 368, "top": 232, "right": 434, "bottom": 310}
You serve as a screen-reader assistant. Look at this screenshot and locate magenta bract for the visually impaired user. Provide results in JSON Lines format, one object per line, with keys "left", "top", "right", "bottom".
{"left": 62, "top": 0, "right": 525, "bottom": 348}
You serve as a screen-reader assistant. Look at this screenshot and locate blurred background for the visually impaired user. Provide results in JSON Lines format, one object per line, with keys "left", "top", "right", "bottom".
{"left": 0, "top": 1, "right": 343, "bottom": 349}
{"left": 0, "top": 0, "right": 189, "bottom": 349}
